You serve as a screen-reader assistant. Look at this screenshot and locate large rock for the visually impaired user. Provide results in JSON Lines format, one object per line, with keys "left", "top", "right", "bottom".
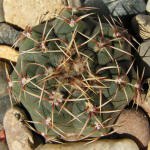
{"left": 3, "top": 0, "right": 65, "bottom": 29}
{"left": 3, "top": 107, "right": 34, "bottom": 150}
{"left": 36, "top": 139, "right": 139, "bottom": 150}
{"left": 114, "top": 109, "right": 150, "bottom": 147}
{"left": 103, "top": 0, "right": 146, "bottom": 16}
{"left": 84, "top": 0, "right": 146, "bottom": 16}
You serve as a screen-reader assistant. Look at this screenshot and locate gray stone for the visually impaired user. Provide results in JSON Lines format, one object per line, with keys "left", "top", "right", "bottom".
{"left": 0, "top": 0, "right": 4, "bottom": 22}
{"left": 83, "top": 0, "right": 110, "bottom": 16}
{"left": 0, "top": 23, "right": 20, "bottom": 45}
{"left": 139, "top": 40, "right": 150, "bottom": 66}
{"left": 105, "top": 0, "right": 146, "bottom": 16}
{"left": 84, "top": 0, "right": 146, "bottom": 16}
{"left": 138, "top": 40, "right": 150, "bottom": 77}
{"left": 0, "top": 61, "right": 9, "bottom": 97}
{"left": 0, "top": 95, "right": 10, "bottom": 130}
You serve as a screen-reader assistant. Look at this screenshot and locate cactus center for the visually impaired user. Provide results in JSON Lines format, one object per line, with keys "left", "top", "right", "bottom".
{"left": 60, "top": 57, "right": 87, "bottom": 78}
{"left": 73, "top": 58, "right": 87, "bottom": 74}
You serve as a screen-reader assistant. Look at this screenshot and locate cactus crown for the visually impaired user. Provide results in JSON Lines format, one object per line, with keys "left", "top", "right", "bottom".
{"left": 10, "top": 8, "right": 141, "bottom": 142}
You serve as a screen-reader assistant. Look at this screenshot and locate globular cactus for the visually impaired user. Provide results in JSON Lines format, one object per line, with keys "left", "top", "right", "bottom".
{"left": 9, "top": 8, "right": 142, "bottom": 142}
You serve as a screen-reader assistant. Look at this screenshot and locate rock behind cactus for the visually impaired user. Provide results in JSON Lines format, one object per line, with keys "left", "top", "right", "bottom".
{"left": 11, "top": 9, "right": 137, "bottom": 142}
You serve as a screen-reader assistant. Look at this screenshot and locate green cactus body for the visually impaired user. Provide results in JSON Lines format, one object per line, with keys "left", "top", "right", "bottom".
{"left": 11, "top": 9, "right": 137, "bottom": 142}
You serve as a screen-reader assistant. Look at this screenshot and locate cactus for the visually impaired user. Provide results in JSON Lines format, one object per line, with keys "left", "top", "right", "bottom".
{"left": 10, "top": 8, "right": 140, "bottom": 142}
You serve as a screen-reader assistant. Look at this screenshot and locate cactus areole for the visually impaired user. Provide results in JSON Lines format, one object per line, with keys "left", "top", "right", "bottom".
{"left": 11, "top": 9, "right": 138, "bottom": 142}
